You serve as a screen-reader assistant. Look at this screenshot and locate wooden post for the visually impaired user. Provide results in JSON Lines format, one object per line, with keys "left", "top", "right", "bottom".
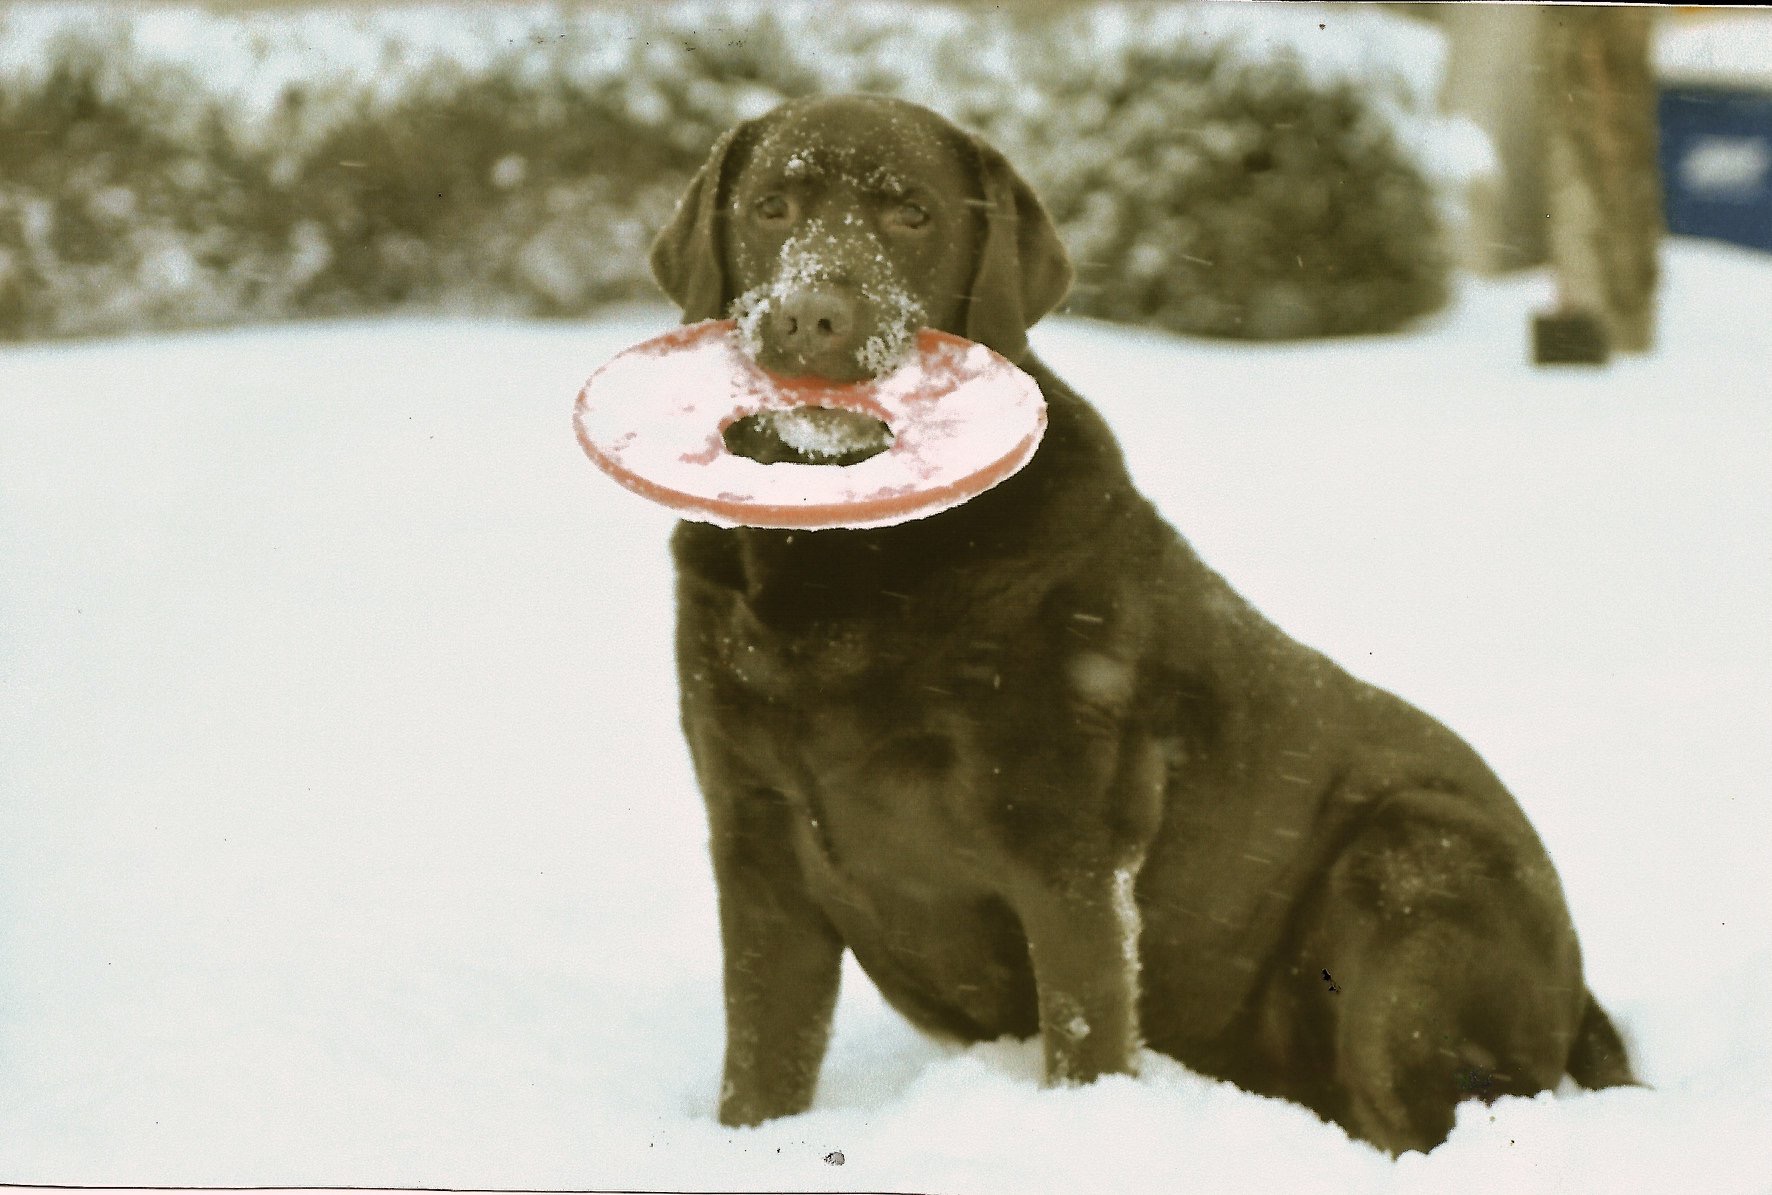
{"left": 1536, "top": 5, "right": 1663, "bottom": 363}
{"left": 1441, "top": 4, "right": 1548, "bottom": 274}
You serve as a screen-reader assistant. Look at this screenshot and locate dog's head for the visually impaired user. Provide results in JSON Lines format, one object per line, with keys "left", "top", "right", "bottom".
{"left": 650, "top": 94, "right": 1073, "bottom": 381}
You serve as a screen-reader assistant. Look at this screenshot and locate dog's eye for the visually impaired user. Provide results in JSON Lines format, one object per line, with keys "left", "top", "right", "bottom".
{"left": 754, "top": 194, "right": 792, "bottom": 223}
{"left": 888, "top": 201, "right": 930, "bottom": 231}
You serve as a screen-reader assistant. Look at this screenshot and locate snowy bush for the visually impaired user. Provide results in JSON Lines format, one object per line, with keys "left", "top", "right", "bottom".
{"left": 1012, "top": 7, "right": 1483, "bottom": 338}
{"left": 0, "top": 1, "right": 1482, "bottom": 342}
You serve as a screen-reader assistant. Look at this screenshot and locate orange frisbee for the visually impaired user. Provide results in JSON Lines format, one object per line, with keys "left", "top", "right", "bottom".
{"left": 572, "top": 319, "right": 1046, "bottom": 530}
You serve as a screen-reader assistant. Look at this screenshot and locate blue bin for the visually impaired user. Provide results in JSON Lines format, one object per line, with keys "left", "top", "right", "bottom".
{"left": 1658, "top": 85, "right": 1772, "bottom": 253}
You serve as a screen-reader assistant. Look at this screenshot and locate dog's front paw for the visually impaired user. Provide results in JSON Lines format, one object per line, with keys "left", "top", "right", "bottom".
{"left": 718, "top": 1082, "right": 807, "bottom": 1129}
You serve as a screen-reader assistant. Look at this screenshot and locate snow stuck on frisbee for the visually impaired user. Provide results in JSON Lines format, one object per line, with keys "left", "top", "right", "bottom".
{"left": 573, "top": 319, "right": 1046, "bottom": 530}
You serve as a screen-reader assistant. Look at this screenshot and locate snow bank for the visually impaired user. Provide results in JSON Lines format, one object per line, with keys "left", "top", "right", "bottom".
{"left": 1, "top": 242, "right": 1767, "bottom": 1192}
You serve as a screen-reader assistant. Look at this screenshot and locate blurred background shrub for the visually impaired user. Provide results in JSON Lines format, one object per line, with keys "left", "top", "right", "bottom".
{"left": 0, "top": 1, "right": 1486, "bottom": 342}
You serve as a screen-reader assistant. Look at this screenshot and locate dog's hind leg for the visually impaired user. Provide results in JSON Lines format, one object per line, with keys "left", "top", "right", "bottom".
{"left": 1277, "top": 788, "right": 1590, "bottom": 1155}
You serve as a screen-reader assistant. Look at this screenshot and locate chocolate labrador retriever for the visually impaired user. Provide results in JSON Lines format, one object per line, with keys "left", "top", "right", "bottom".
{"left": 649, "top": 94, "right": 1633, "bottom": 1155}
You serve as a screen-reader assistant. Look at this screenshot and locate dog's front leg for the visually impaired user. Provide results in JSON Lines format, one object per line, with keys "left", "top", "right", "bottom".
{"left": 996, "top": 712, "right": 1166, "bottom": 1087}
{"left": 707, "top": 787, "right": 844, "bottom": 1127}
{"left": 1015, "top": 865, "right": 1146, "bottom": 1084}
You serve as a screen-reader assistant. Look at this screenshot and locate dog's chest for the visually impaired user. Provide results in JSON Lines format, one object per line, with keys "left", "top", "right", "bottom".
{"left": 709, "top": 601, "right": 886, "bottom": 698}
{"left": 708, "top": 599, "right": 1011, "bottom": 888}
{"left": 709, "top": 565, "right": 1007, "bottom": 699}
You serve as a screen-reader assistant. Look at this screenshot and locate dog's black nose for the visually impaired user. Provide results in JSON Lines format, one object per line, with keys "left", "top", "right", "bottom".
{"left": 773, "top": 289, "right": 857, "bottom": 358}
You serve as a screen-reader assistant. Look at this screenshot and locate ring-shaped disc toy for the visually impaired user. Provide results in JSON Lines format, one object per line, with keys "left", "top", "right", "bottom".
{"left": 573, "top": 319, "right": 1047, "bottom": 531}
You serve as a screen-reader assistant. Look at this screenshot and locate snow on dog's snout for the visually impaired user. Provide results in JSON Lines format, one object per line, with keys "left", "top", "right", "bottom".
{"left": 731, "top": 213, "right": 926, "bottom": 379}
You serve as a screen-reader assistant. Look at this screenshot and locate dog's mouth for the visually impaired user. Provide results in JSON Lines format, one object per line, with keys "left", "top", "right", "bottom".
{"left": 723, "top": 407, "right": 895, "bottom": 466}
{"left": 749, "top": 342, "right": 878, "bottom": 385}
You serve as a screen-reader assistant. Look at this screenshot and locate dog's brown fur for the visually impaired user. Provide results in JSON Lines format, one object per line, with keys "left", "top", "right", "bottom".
{"left": 650, "top": 95, "right": 1633, "bottom": 1155}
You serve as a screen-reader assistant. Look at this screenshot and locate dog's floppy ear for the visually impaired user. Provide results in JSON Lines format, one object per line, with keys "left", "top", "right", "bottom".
{"left": 649, "top": 122, "right": 754, "bottom": 323}
{"left": 963, "top": 136, "right": 1074, "bottom": 362}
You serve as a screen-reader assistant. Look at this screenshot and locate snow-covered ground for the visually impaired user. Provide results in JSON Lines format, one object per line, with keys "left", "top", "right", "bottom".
{"left": 2, "top": 241, "right": 1769, "bottom": 1193}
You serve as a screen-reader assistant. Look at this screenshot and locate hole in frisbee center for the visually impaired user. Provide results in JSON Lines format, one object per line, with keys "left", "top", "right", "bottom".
{"left": 723, "top": 407, "right": 895, "bottom": 467}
